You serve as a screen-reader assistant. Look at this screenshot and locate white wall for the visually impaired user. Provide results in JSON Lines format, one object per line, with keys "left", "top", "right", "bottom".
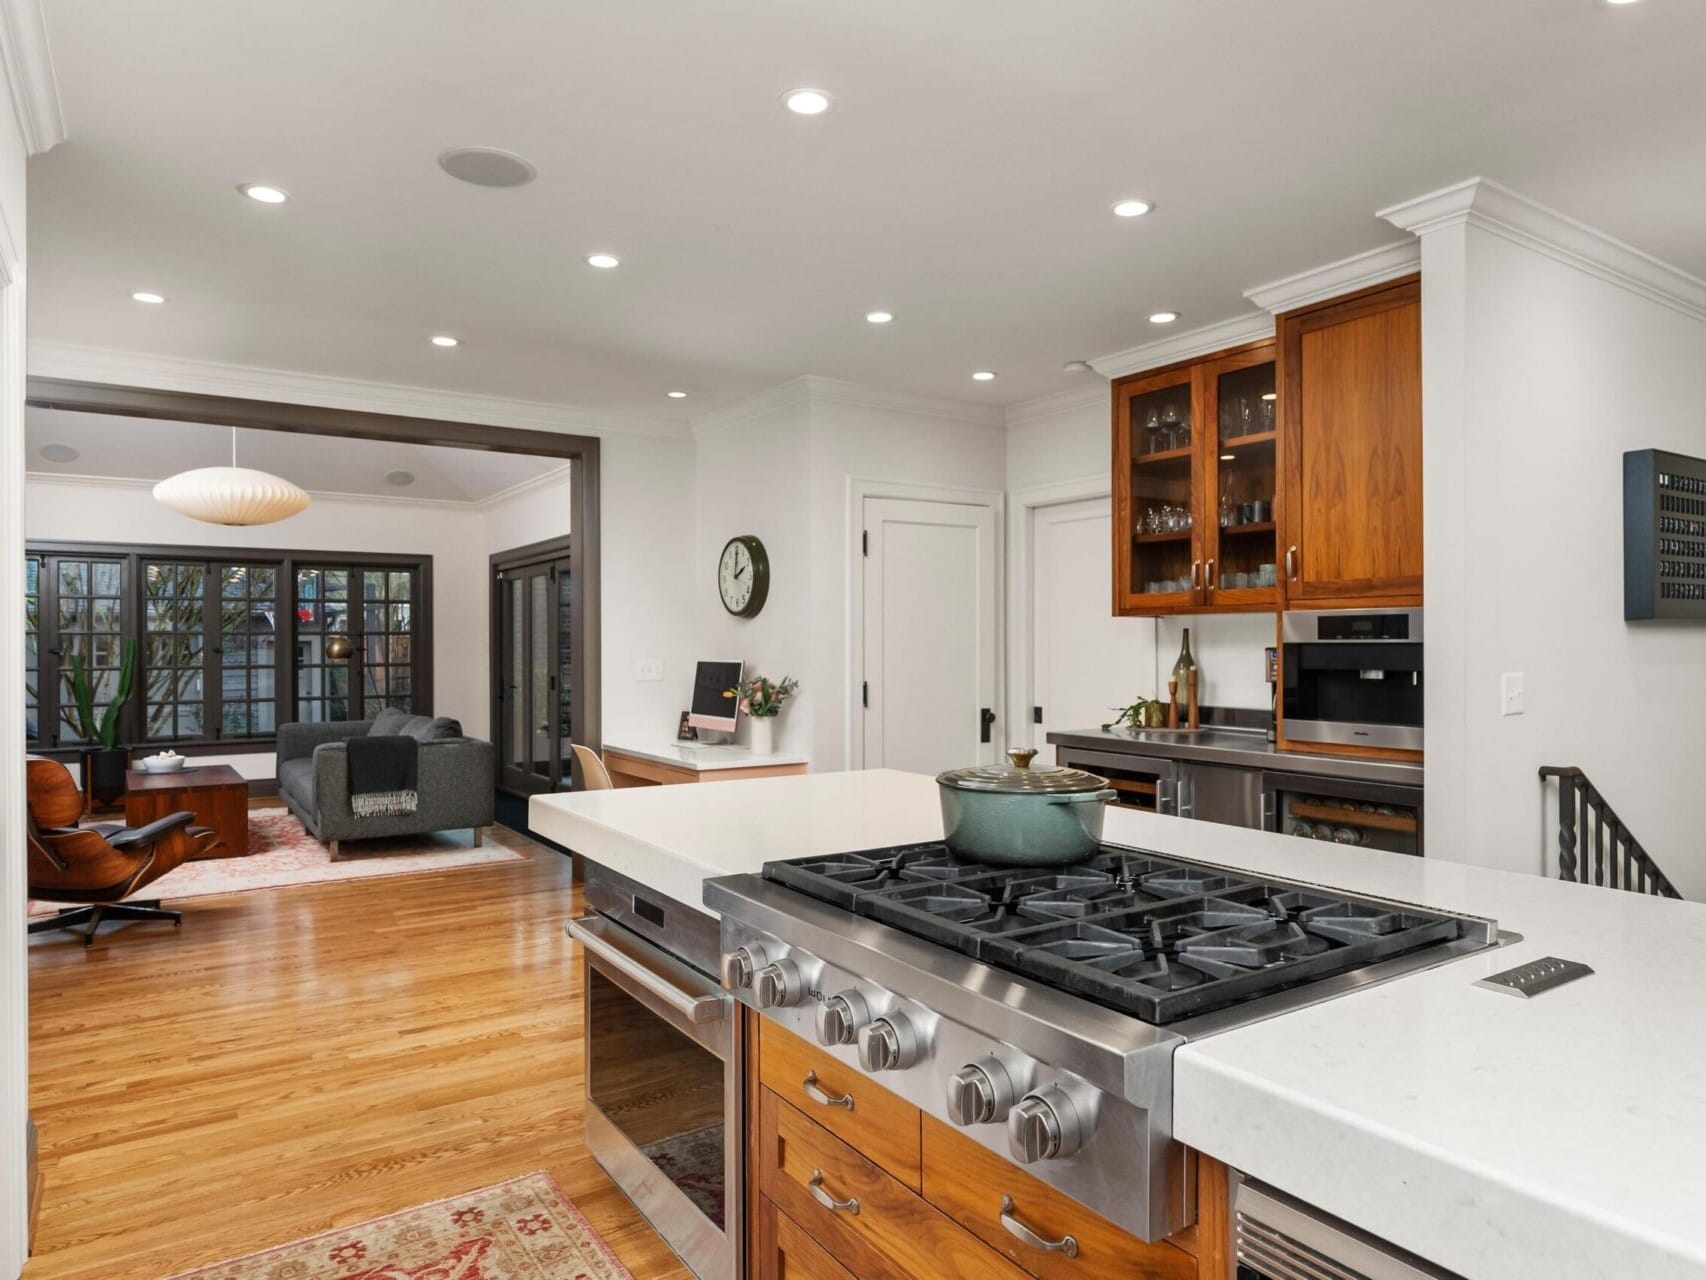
{"left": 23, "top": 477, "right": 491, "bottom": 773}
{"left": 1416, "top": 206, "right": 1706, "bottom": 893}
{"left": 0, "top": 76, "right": 27, "bottom": 1280}
{"left": 482, "top": 466, "right": 573, "bottom": 559}
{"left": 693, "top": 396, "right": 814, "bottom": 755}
{"left": 808, "top": 394, "right": 1006, "bottom": 769}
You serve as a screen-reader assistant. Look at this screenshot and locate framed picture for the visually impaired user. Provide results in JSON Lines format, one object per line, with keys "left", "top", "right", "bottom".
{"left": 677, "top": 711, "right": 699, "bottom": 742}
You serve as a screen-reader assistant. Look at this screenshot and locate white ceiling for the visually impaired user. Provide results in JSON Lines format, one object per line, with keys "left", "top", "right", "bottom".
{"left": 24, "top": 406, "right": 566, "bottom": 503}
{"left": 26, "top": 0, "right": 1706, "bottom": 415}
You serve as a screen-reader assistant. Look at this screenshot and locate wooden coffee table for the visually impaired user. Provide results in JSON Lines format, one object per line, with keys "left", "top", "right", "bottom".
{"left": 125, "top": 764, "right": 250, "bottom": 859}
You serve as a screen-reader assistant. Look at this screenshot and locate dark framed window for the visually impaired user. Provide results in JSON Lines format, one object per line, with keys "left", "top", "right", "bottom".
{"left": 22, "top": 540, "right": 430, "bottom": 754}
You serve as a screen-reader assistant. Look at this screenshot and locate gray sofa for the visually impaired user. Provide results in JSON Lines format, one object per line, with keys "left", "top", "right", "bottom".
{"left": 277, "top": 709, "right": 495, "bottom": 859}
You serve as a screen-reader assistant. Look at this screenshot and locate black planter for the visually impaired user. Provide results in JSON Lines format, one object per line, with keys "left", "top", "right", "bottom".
{"left": 80, "top": 747, "right": 130, "bottom": 809}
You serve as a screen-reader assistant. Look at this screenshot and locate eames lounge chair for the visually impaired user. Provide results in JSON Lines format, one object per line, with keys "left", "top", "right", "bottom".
{"left": 24, "top": 757, "right": 216, "bottom": 946}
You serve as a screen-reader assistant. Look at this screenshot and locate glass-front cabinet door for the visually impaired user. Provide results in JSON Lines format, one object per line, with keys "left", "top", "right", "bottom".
{"left": 1116, "top": 365, "right": 1203, "bottom": 613}
{"left": 1203, "top": 346, "right": 1281, "bottom": 609}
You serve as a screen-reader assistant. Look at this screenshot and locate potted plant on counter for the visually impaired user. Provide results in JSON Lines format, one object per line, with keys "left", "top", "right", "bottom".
{"left": 68, "top": 637, "right": 137, "bottom": 810}
{"left": 726, "top": 674, "right": 799, "bottom": 757}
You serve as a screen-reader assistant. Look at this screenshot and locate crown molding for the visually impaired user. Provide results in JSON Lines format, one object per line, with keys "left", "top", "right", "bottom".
{"left": 1379, "top": 178, "right": 1706, "bottom": 325}
{"left": 690, "top": 376, "right": 814, "bottom": 439}
{"left": 1004, "top": 382, "right": 1107, "bottom": 430}
{"left": 0, "top": 0, "right": 63, "bottom": 154}
{"left": 26, "top": 342, "right": 694, "bottom": 440}
{"left": 1245, "top": 239, "right": 1421, "bottom": 314}
{"left": 1089, "top": 312, "right": 1274, "bottom": 381}
{"left": 693, "top": 373, "right": 1004, "bottom": 439}
{"left": 799, "top": 374, "right": 1005, "bottom": 429}
{"left": 473, "top": 460, "right": 573, "bottom": 512}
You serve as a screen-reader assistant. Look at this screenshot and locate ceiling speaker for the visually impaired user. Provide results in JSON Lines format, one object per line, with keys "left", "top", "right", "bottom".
{"left": 437, "top": 147, "right": 537, "bottom": 188}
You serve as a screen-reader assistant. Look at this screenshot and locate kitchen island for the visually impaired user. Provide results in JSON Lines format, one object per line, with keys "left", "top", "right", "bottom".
{"left": 532, "top": 770, "right": 1706, "bottom": 1280}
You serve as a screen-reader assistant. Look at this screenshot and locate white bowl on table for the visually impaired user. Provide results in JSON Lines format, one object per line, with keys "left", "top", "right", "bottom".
{"left": 140, "top": 752, "right": 187, "bottom": 774}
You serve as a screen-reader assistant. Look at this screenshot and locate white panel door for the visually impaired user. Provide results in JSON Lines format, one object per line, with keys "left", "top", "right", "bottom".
{"left": 861, "top": 497, "right": 998, "bottom": 774}
{"left": 1032, "top": 497, "right": 1145, "bottom": 755}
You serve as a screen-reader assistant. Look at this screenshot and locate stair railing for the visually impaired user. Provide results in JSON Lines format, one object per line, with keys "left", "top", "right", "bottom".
{"left": 1538, "top": 766, "right": 1681, "bottom": 899}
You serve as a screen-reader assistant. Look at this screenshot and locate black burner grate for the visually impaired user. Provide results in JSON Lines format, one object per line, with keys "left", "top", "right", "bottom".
{"left": 762, "top": 843, "right": 1474, "bottom": 1025}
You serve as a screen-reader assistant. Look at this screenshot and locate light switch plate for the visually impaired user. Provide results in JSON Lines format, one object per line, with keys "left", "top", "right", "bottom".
{"left": 635, "top": 658, "right": 664, "bottom": 682}
{"left": 1500, "top": 671, "right": 1525, "bottom": 716}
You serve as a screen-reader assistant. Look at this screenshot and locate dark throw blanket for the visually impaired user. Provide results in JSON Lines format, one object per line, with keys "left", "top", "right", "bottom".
{"left": 346, "top": 734, "right": 419, "bottom": 818}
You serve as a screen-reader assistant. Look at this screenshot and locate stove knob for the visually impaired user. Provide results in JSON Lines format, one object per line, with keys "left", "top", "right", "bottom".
{"left": 947, "top": 1056, "right": 1016, "bottom": 1127}
{"left": 857, "top": 1011, "right": 921, "bottom": 1072}
{"left": 721, "top": 943, "right": 770, "bottom": 991}
{"left": 815, "top": 990, "right": 872, "bottom": 1047}
{"left": 1008, "top": 1085, "right": 1084, "bottom": 1163}
{"left": 753, "top": 959, "right": 806, "bottom": 1010}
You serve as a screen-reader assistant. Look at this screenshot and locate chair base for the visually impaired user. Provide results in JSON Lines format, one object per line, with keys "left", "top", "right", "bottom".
{"left": 28, "top": 901, "right": 182, "bottom": 947}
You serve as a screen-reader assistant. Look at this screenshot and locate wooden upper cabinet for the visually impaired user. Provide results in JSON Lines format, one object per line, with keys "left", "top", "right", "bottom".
{"left": 1112, "top": 341, "right": 1278, "bottom": 617}
{"left": 1278, "top": 277, "right": 1423, "bottom": 604}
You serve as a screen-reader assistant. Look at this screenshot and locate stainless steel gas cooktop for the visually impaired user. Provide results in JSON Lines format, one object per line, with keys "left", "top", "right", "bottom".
{"left": 707, "top": 840, "right": 1499, "bottom": 1242}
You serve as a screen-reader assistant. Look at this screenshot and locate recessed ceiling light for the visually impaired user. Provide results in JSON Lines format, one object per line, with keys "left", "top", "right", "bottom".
{"left": 437, "top": 147, "right": 538, "bottom": 188}
{"left": 1148, "top": 311, "right": 1179, "bottom": 325}
{"left": 430, "top": 335, "right": 459, "bottom": 347}
{"left": 783, "top": 88, "right": 833, "bottom": 116}
{"left": 667, "top": 390, "right": 688, "bottom": 399}
{"left": 1598, "top": 0, "right": 1641, "bottom": 6}
{"left": 238, "top": 183, "right": 288, "bottom": 204}
{"left": 131, "top": 291, "right": 167, "bottom": 304}
{"left": 866, "top": 311, "right": 894, "bottom": 325}
{"left": 385, "top": 469, "right": 416, "bottom": 488}
{"left": 38, "top": 443, "right": 79, "bottom": 463}
{"left": 972, "top": 371, "right": 997, "bottom": 382}
{"left": 1112, "top": 199, "right": 1153, "bottom": 218}
{"left": 587, "top": 253, "right": 620, "bottom": 269}
{"left": 1061, "top": 360, "right": 1094, "bottom": 374}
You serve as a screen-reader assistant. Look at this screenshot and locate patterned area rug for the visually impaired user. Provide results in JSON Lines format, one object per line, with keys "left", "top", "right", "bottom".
{"left": 639, "top": 1124, "right": 726, "bottom": 1226}
{"left": 29, "top": 807, "right": 526, "bottom": 918}
{"left": 164, "top": 1172, "right": 633, "bottom": 1280}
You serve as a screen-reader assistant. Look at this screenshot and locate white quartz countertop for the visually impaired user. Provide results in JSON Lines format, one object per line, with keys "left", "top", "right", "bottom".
{"left": 530, "top": 770, "right": 1706, "bottom": 1279}
{"left": 601, "top": 738, "right": 810, "bottom": 771}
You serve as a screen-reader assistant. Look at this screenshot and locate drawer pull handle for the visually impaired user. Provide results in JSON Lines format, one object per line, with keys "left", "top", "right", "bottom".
{"left": 809, "top": 1170, "right": 860, "bottom": 1215}
{"left": 802, "top": 1070, "right": 854, "bottom": 1110}
{"left": 1000, "top": 1196, "right": 1079, "bottom": 1258}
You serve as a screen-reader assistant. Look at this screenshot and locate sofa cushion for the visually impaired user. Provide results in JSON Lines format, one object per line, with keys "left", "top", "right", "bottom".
{"left": 369, "top": 707, "right": 413, "bottom": 736}
{"left": 403, "top": 715, "right": 463, "bottom": 742}
{"left": 278, "top": 757, "right": 316, "bottom": 809}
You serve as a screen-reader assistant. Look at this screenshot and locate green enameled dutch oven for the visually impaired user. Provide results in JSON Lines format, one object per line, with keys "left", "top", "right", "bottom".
{"left": 936, "top": 749, "right": 1119, "bottom": 865}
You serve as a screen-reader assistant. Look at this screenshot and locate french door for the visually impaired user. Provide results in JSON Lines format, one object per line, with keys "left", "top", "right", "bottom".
{"left": 494, "top": 547, "right": 574, "bottom": 795}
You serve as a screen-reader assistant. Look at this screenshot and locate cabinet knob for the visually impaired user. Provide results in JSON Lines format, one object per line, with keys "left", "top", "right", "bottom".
{"left": 1286, "top": 545, "right": 1298, "bottom": 580}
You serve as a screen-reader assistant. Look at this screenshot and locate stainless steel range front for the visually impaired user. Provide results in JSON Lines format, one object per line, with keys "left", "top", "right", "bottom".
{"left": 705, "top": 841, "right": 1498, "bottom": 1242}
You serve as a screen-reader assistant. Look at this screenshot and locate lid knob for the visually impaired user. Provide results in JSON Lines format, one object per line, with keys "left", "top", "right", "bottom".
{"left": 1007, "top": 748, "right": 1038, "bottom": 769}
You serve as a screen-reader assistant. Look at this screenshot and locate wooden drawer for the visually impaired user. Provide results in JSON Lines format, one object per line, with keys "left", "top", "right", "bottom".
{"left": 760, "top": 1090, "right": 1030, "bottom": 1280}
{"left": 922, "top": 1116, "right": 1197, "bottom": 1280}
{"left": 759, "top": 1019, "right": 922, "bottom": 1188}
{"left": 757, "top": 1195, "right": 858, "bottom": 1280}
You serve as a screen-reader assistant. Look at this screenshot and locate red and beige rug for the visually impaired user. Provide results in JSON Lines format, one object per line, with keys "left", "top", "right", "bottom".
{"left": 165, "top": 1172, "right": 632, "bottom": 1280}
{"left": 29, "top": 807, "right": 527, "bottom": 919}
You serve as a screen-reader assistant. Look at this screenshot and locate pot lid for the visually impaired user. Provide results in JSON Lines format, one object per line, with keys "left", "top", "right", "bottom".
{"left": 937, "top": 748, "right": 1110, "bottom": 795}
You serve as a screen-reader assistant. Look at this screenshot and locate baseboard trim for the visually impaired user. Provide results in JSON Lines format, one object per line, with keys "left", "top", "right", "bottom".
{"left": 26, "top": 1114, "right": 40, "bottom": 1254}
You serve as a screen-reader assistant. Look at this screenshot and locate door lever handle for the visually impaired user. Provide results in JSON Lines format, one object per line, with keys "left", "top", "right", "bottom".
{"left": 980, "top": 707, "right": 996, "bottom": 744}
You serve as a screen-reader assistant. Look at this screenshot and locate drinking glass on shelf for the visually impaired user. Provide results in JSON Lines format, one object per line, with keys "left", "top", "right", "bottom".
{"left": 1238, "top": 397, "right": 1255, "bottom": 435}
{"left": 1143, "top": 406, "right": 1163, "bottom": 456}
{"left": 1259, "top": 396, "right": 1275, "bottom": 431}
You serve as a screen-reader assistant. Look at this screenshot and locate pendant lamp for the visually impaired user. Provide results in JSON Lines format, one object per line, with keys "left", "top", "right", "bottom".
{"left": 153, "top": 427, "right": 311, "bottom": 525}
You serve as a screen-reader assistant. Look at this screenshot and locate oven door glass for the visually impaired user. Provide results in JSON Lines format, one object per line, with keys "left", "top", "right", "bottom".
{"left": 586, "top": 961, "right": 729, "bottom": 1235}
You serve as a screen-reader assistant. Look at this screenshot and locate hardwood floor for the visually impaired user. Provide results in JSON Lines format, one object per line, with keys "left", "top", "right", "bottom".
{"left": 23, "top": 827, "right": 693, "bottom": 1280}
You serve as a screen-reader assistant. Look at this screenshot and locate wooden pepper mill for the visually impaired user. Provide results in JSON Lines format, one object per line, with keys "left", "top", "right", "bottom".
{"left": 1187, "top": 668, "right": 1200, "bottom": 731}
{"left": 1167, "top": 679, "right": 1179, "bottom": 729}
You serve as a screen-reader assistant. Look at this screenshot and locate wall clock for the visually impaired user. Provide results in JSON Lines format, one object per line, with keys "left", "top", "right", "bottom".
{"left": 718, "top": 534, "right": 769, "bottom": 618}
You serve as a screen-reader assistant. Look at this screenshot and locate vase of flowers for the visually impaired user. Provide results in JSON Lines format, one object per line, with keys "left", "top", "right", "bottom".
{"left": 725, "top": 674, "right": 799, "bottom": 757}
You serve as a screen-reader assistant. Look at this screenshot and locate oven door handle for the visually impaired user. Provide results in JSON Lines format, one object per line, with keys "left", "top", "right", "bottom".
{"left": 568, "top": 916, "right": 728, "bottom": 1024}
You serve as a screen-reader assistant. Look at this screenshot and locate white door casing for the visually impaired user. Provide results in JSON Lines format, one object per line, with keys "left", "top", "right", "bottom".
{"left": 856, "top": 493, "right": 1000, "bottom": 774}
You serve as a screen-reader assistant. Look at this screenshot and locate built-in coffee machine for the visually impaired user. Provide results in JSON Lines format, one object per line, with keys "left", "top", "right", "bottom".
{"left": 1280, "top": 608, "right": 1422, "bottom": 752}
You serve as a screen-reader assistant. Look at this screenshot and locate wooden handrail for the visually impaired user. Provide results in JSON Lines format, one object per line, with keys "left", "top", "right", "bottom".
{"left": 1538, "top": 766, "right": 1682, "bottom": 899}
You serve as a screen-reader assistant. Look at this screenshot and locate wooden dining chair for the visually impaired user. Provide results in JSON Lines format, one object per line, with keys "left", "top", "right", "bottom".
{"left": 571, "top": 744, "right": 614, "bottom": 791}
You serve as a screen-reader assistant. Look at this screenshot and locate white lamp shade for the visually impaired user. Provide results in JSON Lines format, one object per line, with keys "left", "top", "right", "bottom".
{"left": 152, "top": 466, "right": 311, "bottom": 525}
